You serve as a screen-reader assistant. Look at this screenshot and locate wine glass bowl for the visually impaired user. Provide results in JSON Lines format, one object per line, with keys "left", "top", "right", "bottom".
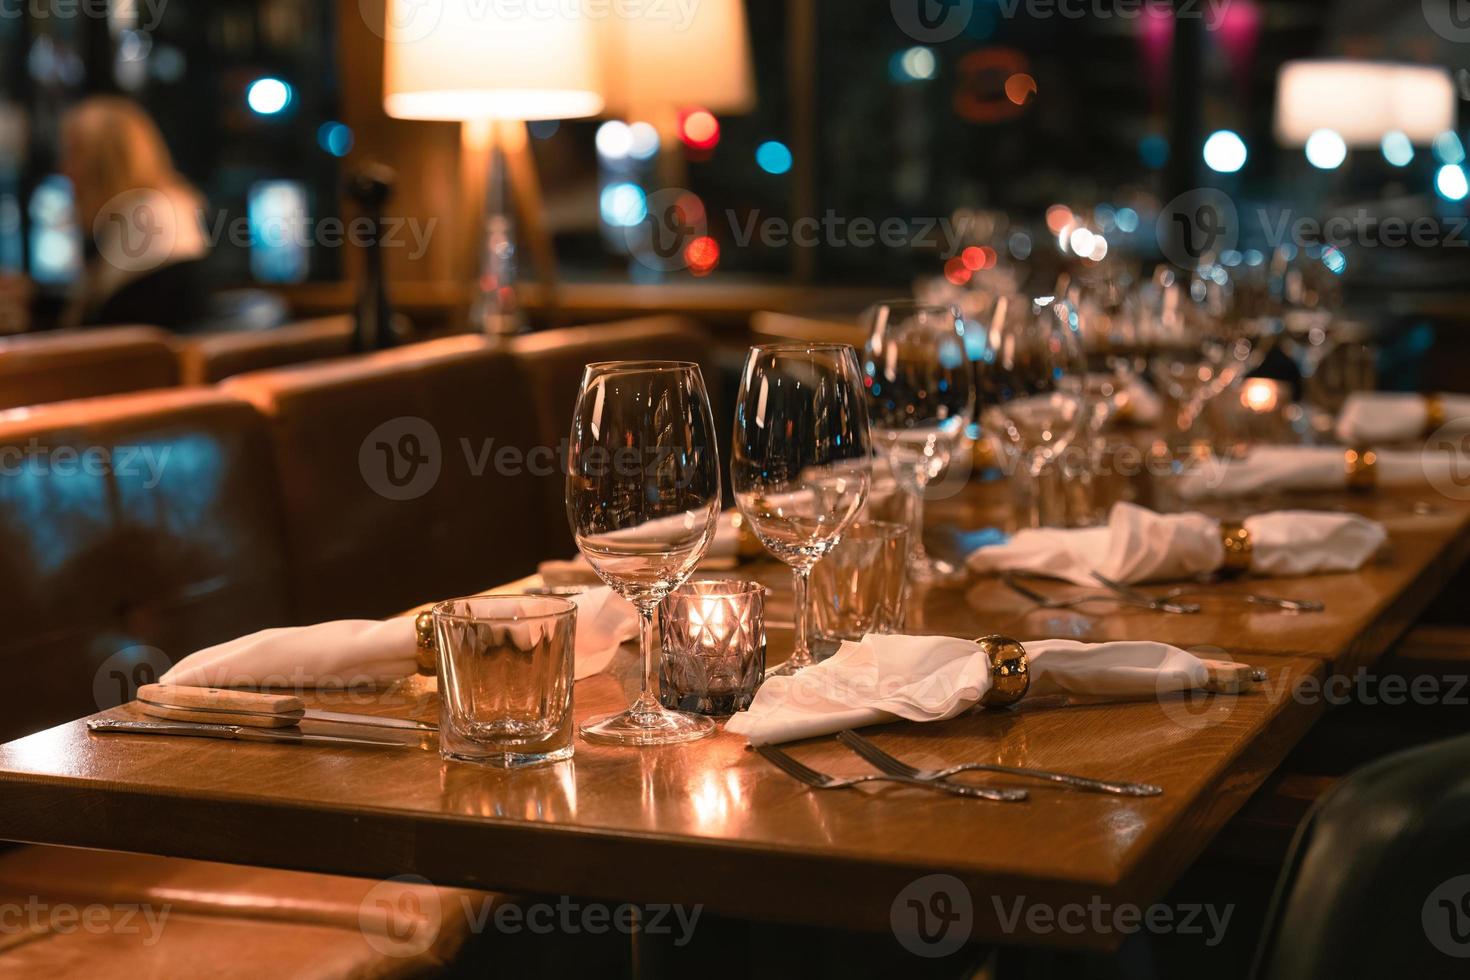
{"left": 732, "top": 344, "right": 873, "bottom": 673}
{"left": 979, "top": 293, "right": 1087, "bottom": 528}
{"left": 567, "top": 360, "right": 722, "bottom": 745}
{"left": 981, "top": 294, "right": 1086, "bottom": 463}
{"left": 861, "top": 301, "right": 976, "bottom": 583}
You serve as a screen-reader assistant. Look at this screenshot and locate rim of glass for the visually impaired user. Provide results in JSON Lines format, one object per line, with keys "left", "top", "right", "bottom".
{"left": 667, "top": 579, "right": 768, "bottom": 599}
{"left": 584, "top": 359, "right": 701, "bottom": 375}
{"left": 749, "top": 342, "right": 858, "bottom": 356}
{"left": 431, "top": 594, "right": 577, "bottom": 622}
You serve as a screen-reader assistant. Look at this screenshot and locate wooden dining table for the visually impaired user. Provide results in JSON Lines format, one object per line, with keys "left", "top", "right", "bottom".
{"left": 1, "top": 478, "right": 1467, "bottom": 954}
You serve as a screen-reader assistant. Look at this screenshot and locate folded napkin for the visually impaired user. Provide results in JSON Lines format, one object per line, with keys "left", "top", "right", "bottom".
{"left": 725, "top": 633, "right": 1213, "bottom": 745}
{"left": 1174, "top": 446, "right": 1456, "bottom": 500}
{"left": 1336, "top": 392, "right": 1470, "bottom": 445}
{"left": 966, "top": 501, "right": 1384, "bottom": 584}
{"left": 160, "top": 587, "right": 638, "bottom": 689}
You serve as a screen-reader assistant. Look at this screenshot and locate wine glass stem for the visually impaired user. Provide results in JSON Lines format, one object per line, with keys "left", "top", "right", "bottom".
{"left": 790, "top": 566, "right": 813, "bottom": 669}
{"left": 633, "top": 605, "right": 661, "bottom": 716}
{"left": 908, "top": 491, "right": 929, "bottom": 562}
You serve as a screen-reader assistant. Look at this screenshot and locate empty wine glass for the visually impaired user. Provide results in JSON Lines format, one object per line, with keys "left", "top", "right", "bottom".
{"left": 1138, "top": 262, "right": 1278, "bottom": 451}
{"left": 861, "top": 301, "right": 975, "bottom": 584}
{"left": 980, "top": 293, "right": 1086, "bottom": 528}
{"left": 567, "top": 361, "right": 721, "bottom": 745}
{"left": 732, "top": 345, "right": 872, "bottom": 674}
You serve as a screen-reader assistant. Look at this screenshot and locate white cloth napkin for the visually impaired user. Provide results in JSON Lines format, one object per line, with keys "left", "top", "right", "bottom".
{"left": 1336, "top": 392, "right": 1470, "bottom": 445}
{"left": 1173, "top": 446, "right": 1457, "bottom": 500}
{"left": 725, "top": 633, "right": 1212, "bottom": 745}
{"left": 160, "top": 587, "right": 638, "bottom": 688}
{"left": 965, "top": 501, "right": 1385, "bottom": 584}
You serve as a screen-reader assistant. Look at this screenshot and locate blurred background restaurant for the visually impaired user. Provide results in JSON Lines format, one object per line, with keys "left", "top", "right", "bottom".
{"left": 0, "top": 0, "right": 1464, "bottom": 392}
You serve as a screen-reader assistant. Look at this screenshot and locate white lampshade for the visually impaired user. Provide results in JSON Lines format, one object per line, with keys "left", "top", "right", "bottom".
{"left": 1275, "top": 60, "right": 1456, "bottom": 148}
{"left": 382, "top": 0, "right": 605, "bottom": 121}
{"left": 598, "top": 0, "right": 755, "bottom": 117}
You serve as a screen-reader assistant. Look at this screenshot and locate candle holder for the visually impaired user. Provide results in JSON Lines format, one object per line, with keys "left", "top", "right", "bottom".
{"left": 658, "top": 580, "right": 766, "bottom": 716}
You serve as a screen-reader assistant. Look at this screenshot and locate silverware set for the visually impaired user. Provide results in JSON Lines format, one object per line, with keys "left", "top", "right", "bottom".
{"left": 753, "top": 731, "right": 1164, "bottom": 802}
{"left": 999, "top": 570, "right": 1324, "bottom": 615}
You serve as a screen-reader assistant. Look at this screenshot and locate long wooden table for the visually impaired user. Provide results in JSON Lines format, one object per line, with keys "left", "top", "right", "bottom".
{"left": 0, "top": 483, "right": 1466, "bottom": 953}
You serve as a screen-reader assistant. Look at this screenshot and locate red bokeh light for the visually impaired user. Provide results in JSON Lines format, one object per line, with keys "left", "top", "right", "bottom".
{"left": 679, "top": 109, "right": 721, "bottom": 150}
{"left": 685, "top": 236, "right": 720, "bottom": 276}
{"left": 944, "top": 256, "right": 971, "bottom": 285}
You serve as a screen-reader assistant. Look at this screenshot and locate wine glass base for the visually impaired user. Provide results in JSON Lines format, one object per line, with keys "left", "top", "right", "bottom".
{"left": 907, "top": 555, "right": 968, "bottom": 586}
{"left": 764, "top": 657, "right": 814, "bottom": 678}
{"left": 580, "top": 706, "right": 716, "bottom": 746}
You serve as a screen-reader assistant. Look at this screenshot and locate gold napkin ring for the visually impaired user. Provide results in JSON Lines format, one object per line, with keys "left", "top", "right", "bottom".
{"left": 1424, "top": 395, "right": 1447, "bottom": 437}
{"left": 1344, "top": 447, "right": 1378, "bottom": 493}
{"left": 1218, "top": 521, "right": 1253, "bottom": 576}
{"left": 976, "top": 635, "right": 1030, "bottom": 709}
{"left": 414, "top": 611, "right": 438, "bottom": 675}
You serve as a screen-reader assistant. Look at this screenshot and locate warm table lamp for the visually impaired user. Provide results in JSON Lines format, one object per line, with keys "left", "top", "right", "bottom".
{"left": 1275, "top": 60, "right": 1455, "bottom": 148}
{"left": 597, "top": 0, "right": 755, "bottom": 187}
{"left": 381, "top": 0, "right": 604, "bottom": 332}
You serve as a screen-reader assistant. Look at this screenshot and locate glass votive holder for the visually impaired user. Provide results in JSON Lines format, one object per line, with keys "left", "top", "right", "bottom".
{"left": 658, "top": 580, "right": 766, "bottom": 716}
{"left": 433, "top": 595, "right": 576, "bottom": 768}
{"left": 809, "top": 521, "right": 909, "bottom": 656}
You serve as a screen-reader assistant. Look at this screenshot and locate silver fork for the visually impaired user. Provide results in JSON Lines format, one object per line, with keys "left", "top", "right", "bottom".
{"left": 1002, "top": 571, "right": 1199, "bottom": 615}
{"left": 1090, "top": 571, "right": 1324, "bottom": 614}
{"left": 837, "top": 730, "right": 1163, "bottom": 797}
{"left": 752, "top": 744, "right": 1027, "bottom": 802}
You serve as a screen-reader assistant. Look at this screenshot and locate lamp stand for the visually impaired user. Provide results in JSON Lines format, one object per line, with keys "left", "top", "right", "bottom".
{"left": 460, "top": 120, "right": 562, "bottom": 335}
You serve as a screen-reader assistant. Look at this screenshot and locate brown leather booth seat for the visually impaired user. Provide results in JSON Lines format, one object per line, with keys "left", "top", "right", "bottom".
{"left": 223, "top": 335, "right": 547, "bottom": 622}
{"left": 0, "top": 327, "right": 179, "bottom": 411}
{"left": 506, "top": 316, "right": 719, "bottom": 558}
{"left": 0, "top": 389, "right": 295, "bottom": 743}
{"left": 177, "top": 316, "right": 356, "bottom": 385}
{"left": 0, "top": 847, "right": 495, "bottom": 978}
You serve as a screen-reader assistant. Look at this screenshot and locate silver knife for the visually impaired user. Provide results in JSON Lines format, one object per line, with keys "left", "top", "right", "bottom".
{"left": 88, "top": 718, "right": 410, "bottom": 748}
{"left": 135, "top": 695, "right": 437, "bottom": 732}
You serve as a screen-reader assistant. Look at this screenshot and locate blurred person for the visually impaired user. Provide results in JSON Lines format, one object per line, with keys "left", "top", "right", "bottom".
{"left": 59, "top": 96, "right": 210, "bottom": 331}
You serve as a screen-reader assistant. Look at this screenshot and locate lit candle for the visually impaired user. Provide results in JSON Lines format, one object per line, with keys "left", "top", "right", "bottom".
{"left": 659, "top": 581, "right": 766, "bottom": 716}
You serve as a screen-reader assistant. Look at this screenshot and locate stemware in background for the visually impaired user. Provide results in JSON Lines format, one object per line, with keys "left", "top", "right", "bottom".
{"left": 861, "top": 301, "right": 976, "bottom": 583}
{"left": 566, "top": 361, "right": 721, "bottom": 745}
{"left": 1056, "top": 267, "right": 1144, "bottom": 432}
{"left": 980, "top": 293, "right": 1086, "bottom": 529}
{"left": 732, "top": 344, "right": 872, "bottom": 674}
{"left": 1277, "top": 245, "right": 1348, "bottom": 438}
{"left": 1134, "top": 263, "right": 1270, "bottom": 453}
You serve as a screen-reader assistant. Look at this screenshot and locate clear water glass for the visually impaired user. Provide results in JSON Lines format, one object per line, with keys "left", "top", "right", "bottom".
{"left": 808, "top": 521, "right": 909, "bottom": 654}
{"left": 434, "top": 595, "right": 576, "bottom": 768}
